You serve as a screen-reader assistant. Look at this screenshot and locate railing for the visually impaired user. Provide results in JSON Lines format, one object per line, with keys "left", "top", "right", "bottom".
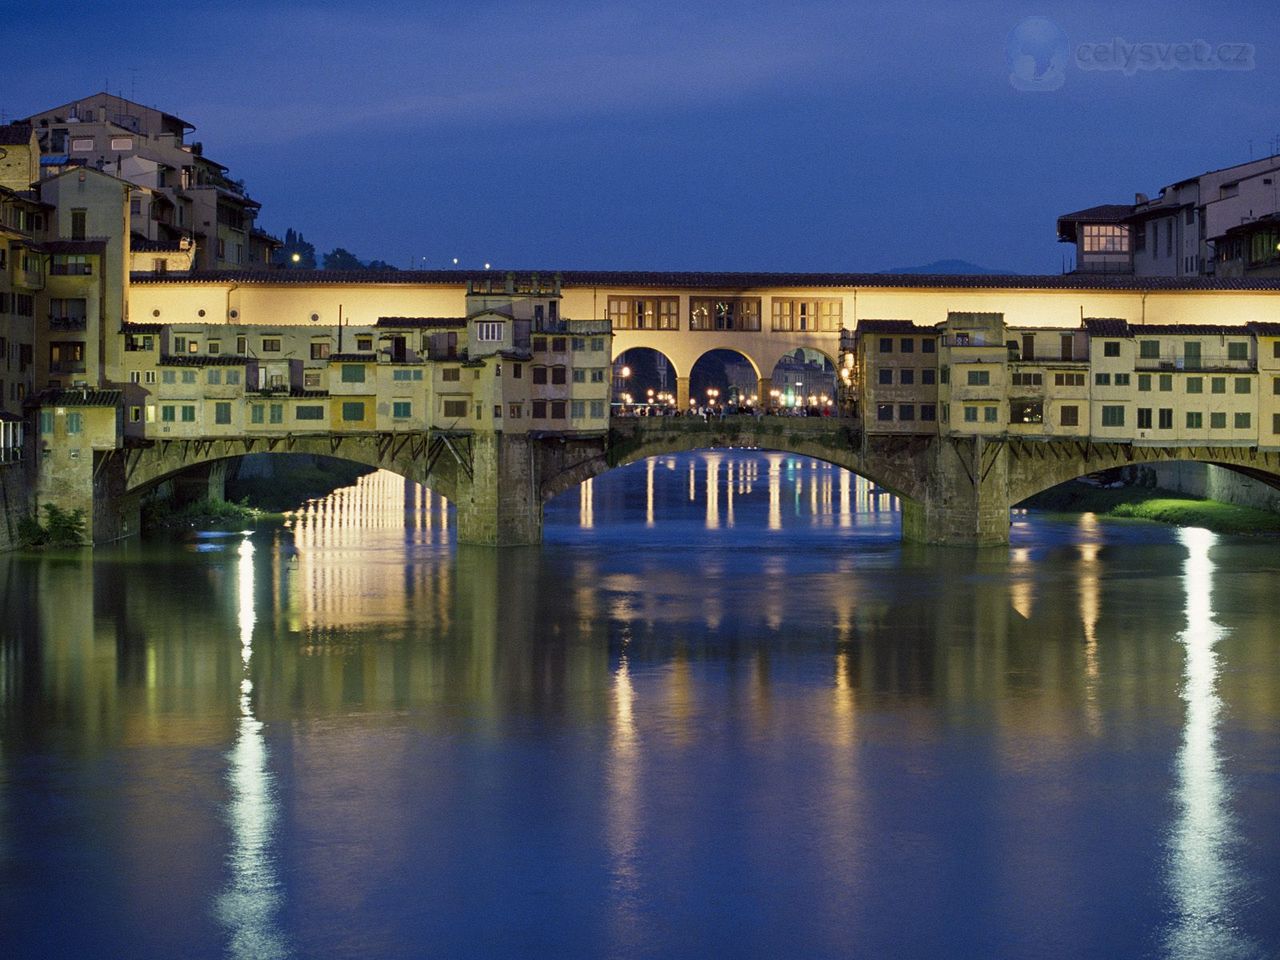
{"left": 49, "top": 316, "right": 88, "bottom": 331}
{"left": 0, "top": 447, "right": 22, "bottom": 466}
{"left": 539, "top": 319, "right": 612, "bottom": 335}
{"left": 1133, "top": 353, "right": 1254, "bottom": 372}
{"left": 49, "top": 361, "right": 86, "bottom": 374}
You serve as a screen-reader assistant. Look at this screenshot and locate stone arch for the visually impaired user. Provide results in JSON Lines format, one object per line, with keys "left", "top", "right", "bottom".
{"left": 538, "top": 420, "right": 929, "bottom": 506}
{"left": 688, "top": 347, "right": 764, "bottom": 410}
{"left": 120, "top": 435, "right": 465, "bottom": 505}
{"left": 763, "top": 346, "right": 838, "bottom": 411}
{"left": 1005, "top": 441, "right": 1280, "bottom": 506}
{"left": 609, "top": 345, "right": 681, "bottom": 409}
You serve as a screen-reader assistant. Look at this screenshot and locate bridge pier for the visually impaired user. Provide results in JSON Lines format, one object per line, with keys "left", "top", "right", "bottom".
{"left": 901, "top": 436, "right": 1011, "bottom": 546}
{"left": 676, "top": 376, "right": 690, "bottom": 411}
{"left": 454, "top": 433, "right": 544, "bottom": 546}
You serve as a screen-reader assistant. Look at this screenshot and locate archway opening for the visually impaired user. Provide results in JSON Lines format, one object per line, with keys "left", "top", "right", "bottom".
{"left": 611, "top": 347, "right": 679, "bottom": 411}
{"left": 689, "top": 348, "right": 760, "bottom": 412}
{"left": 768, "top": 348, "right": 837, "bottom": 413}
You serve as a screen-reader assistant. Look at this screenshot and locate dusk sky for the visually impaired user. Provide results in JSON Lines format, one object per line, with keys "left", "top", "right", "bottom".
{"left": 7, "top": 1, "right": 1279, "bottom": 274}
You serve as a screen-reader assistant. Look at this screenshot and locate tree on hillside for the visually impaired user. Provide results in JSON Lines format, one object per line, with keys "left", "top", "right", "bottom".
{"left": 274, "top": 228, "right": 316, "bottom": 269}
{"left": 322, "top": 247, "right": 364, "bottom": 271}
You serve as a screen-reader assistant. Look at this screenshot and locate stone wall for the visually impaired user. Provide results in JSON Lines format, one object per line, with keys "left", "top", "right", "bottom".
{"left": 0, "top": 462, "right": 33, "bottom": 552}
{"left": 1141, "top": 462, "right": 1280, "bottom": 513}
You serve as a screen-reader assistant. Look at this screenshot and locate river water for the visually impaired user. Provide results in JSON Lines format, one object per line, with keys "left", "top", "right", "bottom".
{"left": 1, "top": 452, "right": 1278, "bottom": 959}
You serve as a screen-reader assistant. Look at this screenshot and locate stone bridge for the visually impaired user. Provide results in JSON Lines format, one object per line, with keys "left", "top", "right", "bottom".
{"left": 76, "top": 418, "right": 1280, "bottom": 546}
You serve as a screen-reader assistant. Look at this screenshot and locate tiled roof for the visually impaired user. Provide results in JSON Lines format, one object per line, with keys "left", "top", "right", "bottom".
{"left": 45, "top": 239, "right": 106, "bottom": 255}
{"left": 375, "top": 316, "right": 467, "bottom": 328}
{"left": 130, "top": 235, "right": 187, "bottom": 253}
{"left": 1083, "top": 317, "right": 1130, "bottom": 337}
{"left": 1057, "top": 204, "right": 1135, "bottom": 223}
{"left": 38, "top": 388, "right": 121, "bottom": 407}
{"left": 328, "top": 353, "right": 377, "bottom": 362}
{"left": 159, "top": 353, "right": 253, "bottom": 366}
{"left": 122, "top": 322, "right": 165, "bottom": 334}
{"left": 0, "top": 123, "right": 33, "bottom": 145}
{"left": 1246, "top": 322, "right": 1280, "bottom": 336}
{"left": 854, "top": 319, "right": 927, "bottom": 334}
{"left": 1132, "top": 323, "right": 1255, "bottom": 336}
{"left": 130, "top": 268, "right": 1280, "bottom": 292}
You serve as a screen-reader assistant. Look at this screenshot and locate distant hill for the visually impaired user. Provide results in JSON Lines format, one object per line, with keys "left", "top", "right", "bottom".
{"left": 881, "top": 259, "right": 1015, "bottom": 275}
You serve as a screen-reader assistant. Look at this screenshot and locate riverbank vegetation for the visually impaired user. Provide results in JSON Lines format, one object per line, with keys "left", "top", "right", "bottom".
{"left": 1021, "top": 484, "right": 1280, "bottom": 535}
{"left": 143, "top": 497, "right": 279, "bottom": 531}
{"left": 18, "top": 504, "right": 87, "bottom": 546}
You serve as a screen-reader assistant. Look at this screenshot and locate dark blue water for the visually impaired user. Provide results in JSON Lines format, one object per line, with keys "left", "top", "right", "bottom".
{"left": 1, "top": 453, "right": 1277, "bottom": 959}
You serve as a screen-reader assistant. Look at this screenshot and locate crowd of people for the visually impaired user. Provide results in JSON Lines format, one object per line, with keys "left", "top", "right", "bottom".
{"left": 613, "top": 403, "right": 838, "bottom": 420}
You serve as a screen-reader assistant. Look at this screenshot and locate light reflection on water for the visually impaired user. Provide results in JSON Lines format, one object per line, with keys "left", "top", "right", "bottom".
{"left": 1, "top": 452, "right": 1277, "bottom": 960}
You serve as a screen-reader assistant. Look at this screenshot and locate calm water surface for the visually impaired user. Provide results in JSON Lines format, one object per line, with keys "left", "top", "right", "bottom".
{"left": 1, "top": 453, "right": 1278, "bottom": 959}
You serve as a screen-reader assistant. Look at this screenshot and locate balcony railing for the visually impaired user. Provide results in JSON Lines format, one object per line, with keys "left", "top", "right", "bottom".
{"left": 49, "top": 361, "right": 87, "bottom": 374}
{"left": 1134, "top": 353, "right": 1254, "bottom": 372}
{"left": 49, "top": 315, "right": 89, "bottom": 331}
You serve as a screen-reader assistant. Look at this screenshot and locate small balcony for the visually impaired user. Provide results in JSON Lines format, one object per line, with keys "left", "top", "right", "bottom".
{"left": 49, "top": 315, "right": 89, "bottom": 332}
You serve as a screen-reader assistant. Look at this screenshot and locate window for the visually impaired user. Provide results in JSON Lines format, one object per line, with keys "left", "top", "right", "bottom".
{"left": 900, "top": 338, "right": 914, "bottom": 353}
{"left": 110, "top": 136, "right": 133, "bottom": 151}
{"left": 573, "top": 368, "right": 586, "bottom": 383}
{"left": 1101, "top": 406, "right": 1125, "bottom": 427}
{"left": 443, "top": 399, "right": 468, "bottom": 418}
{"left": 590, "top": 400, "right": 606, "bottom": 418}
{"left": 251, "top": 405, "right": 264, "bottom": 424}
{"left": 356, "top": 337, "right": 373, "bottom": 352}
{"left": 984, "top": 407, "right": 998, "bottom": 422}
{"left": 130, "top": 371, "right": 141, "bottom": 384}
{"left": 592, "top": 339, "right": 605, "bottom": 352}
{"left": 771, "top": 299, "right": 842, "bottom": 332}
{"left": 1274, "top": 376, "right": 1280, "bottom": 395}
{"left": 551, "top": 366, "right": 566, "bottom": 385}
{"left": 342, "top": 402, "right": 364, "bottom": 422}
{"left": 900, "top": 369, "right": 914, "bottom": 385}
{"left": 70, "top": 137, "right": 94, "bottom": 152}
{"left": 532, "top": 400, "right": 547, "bottom": 418}
{"left": 1234, "top": 412, "right": 1252, "bottom": 429}
{"left": 899, "top": 404, "right": 915, "bottom": 421}
{"left": 181, "top": 405, "right": 196, "bottom": 423}
{"left": 1114, "top": 373, "right": 1130, "bottom": 386}
{"left": 921, "top": 404, "right": 937, "bottom": 421}
{"left": 442, "top": 367, "right": 461, "bottom": 382}
{"left": 236, "top": 336, "right": 247, "bottom": 355}
{"left": 877, "top": 404, "right": 893, "bottom": 421}
{"left": 70, "top": 209, "right": 86, "bottom": 240}
{"left": 1082, "top": 224, "right": 1130, "bottom": 252}
{"left": 475, "top": 321, "right": 504, "bottom": 342}
{"left": 1137, "top": 408, "right": 1153, "bottom": 429}
{"left": 1274, "top": 413, "right": 1280, "bottom": 434}
{"left": 878, "top": 369, "right": 893, "bottom": 385}
{"left": 967, "top": 370, "right": 989, "bottom": 386}
{"left": 1010, "top": 400, "right": 1043, "bottom": 424}
{"left": 341, "top": 364, "right": 366, "bottom": 383}
{"left": 571, "top": 400, "right": 586, "bottom": 419}
{"left": 1210, "top": 412, "right": 1227, "bottom": 429}
{"left": 608, "top": 296, "right": 680, "bottom": 330}
{"left": 161, "top": 370, "right": 176, "bottom": 384}
{"left": 513, "top": 364, "right": 522, "bottom": 379}
{"left": 66, "top": 412, "right": 83, "bottom": 434}
{"left": 963, "top": 406, "right": 978, "bottom": 422}
{"left": 1103, "top": 341, "right": 1120, "bottom": 357}
{"left": 182, "top": 370, "right": 197, "bottom": 384}
{"left": 1060, "top": 405, "right": 1079, "bottom": 427}
{"left": 509, "top": 403, "right": 524, "bottom": 419}
{"left": 879, "top": 338, "right": 893, "bottom": 353}
{"left": 1183, "top": 342, "right": 1202, "bottom": 370}
{"left": 1095, "top": 373, "right": 1111, "bottom": 386}
{"left": 1139, "top": 340, "right": 1160, "bottom": 359}
{"left": 1011, "top": 372, "right": 1042, "bottom": 387}
{"left": 393, "top": 401, "right": 412, "bottom": 419}
{"left": 208, "top": 370, "right": 222, "bottom": 385}
{"left": 551, "top": 338, "right": 566, "bottom": 352}
{"left": 161, "top": 405, "right": 175, "bottom": 423}
{"left": 571, "top": 338, "right": 585, "bottom": 352}
{"left": 303, "top": 372, "right": 321, "bottom": 388}
{"left": 1158, "top": 408, "right": 1173, "bottom": 430}
{"left": 1054, "top": 372, "right": 1086, "bottom": 387}
{"left": 590, "top": 369, "right": 605, "bottom": 383}
{"left": 208, "top": 341, "right": 221, "bottom": 356}
{"left": 1186, "top": 377, "right": 1203, "bottom": 394}
{"left": 1234, "top": 377, "right": 1251, "bottom": 394}
{"left": 1228, "top": 341, "right": 1248, "bottom": 361}
{"left": 1274, "top": 343, "right": 1280, "bottom": 360}
{"left": 532, "top": 366, "right": 547, "bottom": 385}
{"left": 1159, "top": 375, "right": 1172, "bottom": 392}
{"left": 215, "top": 402, "right": 231, "bottom": 425}
{"left": 922, "top": 339, "right": 935, "bottom": 354}
{"left": 689, "top": 297, "right": 761, "bottom": 331}
{"left": 296, "top": 405, "right": 325, "bottom": 420}
{"left": 261, "top": 338, "right": 281, "bottom": 352}
{"left": 1187, "top": 412, "right": 1203, "bottom": 429}
{"left": 311, "top": 342, "right": 330, "bottom": 360}
{"left": 550, "top": 400, "right": 566, "bottom": 419}
{"left": 270, "top": 404, "right": 284, "bottom": 424}
{"left": 1211, "top": 377, "right": 1226, "bottom": 394}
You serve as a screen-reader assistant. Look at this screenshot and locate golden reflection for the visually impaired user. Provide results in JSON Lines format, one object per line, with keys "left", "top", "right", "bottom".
{"left": 838, "top": 469, "right": 852, "bottom": 528}
{"left": 725, "top": 458, "right": 735, "bottom": 528}
{"left": 1009, "top": 548, "right": 1035, "bottom": 620}
{"left": 1077, "top": 514, "right": 1103, "bottom": 736}
{"left": 767, "top": 453, "right": 783, "bottom": 531}
{"left": 216, "top": 537, "right": 289, "bottom": 959}
{"left": 579, "top": 477, "right": 594, "bottom": 529}
{"left": 704, "top": 454, "right": 721, "bottom": 530}
{"left": 1164, "top": 527, "right": 1252, "bottom": 959}
{"left": 645, "top": 458, "right": 655, "bottom": 528}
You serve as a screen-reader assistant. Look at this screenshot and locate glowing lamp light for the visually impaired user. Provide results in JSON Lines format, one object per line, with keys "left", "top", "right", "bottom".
{"left": 290, "top": 252, "right": 301, "bottom": 263}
